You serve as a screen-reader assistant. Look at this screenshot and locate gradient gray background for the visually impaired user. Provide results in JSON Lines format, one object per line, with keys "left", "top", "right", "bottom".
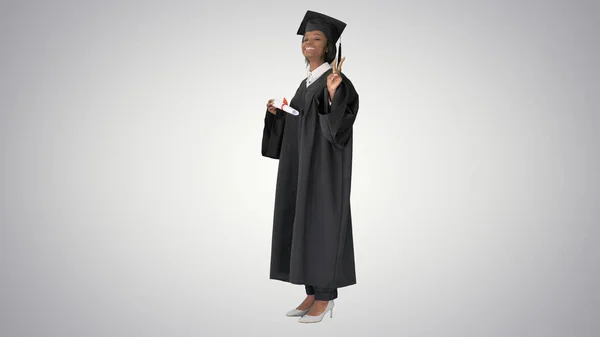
{"left": 1, "top": 0, "right": 598, "bottom": 336}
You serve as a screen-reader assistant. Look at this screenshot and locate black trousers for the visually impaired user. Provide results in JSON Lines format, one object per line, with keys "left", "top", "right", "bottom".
{"left": 305, "top": 285, "right": 338, "bottom": 301}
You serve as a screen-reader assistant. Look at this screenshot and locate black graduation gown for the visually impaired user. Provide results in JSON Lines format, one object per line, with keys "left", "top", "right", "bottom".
{"left": 261, "top": 68, "right": 359, "bottom": 289}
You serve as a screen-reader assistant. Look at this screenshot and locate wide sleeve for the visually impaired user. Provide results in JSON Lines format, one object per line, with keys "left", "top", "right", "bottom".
{"left": 318, "top": 75, "right": 359, "bottom": 148}
{"left": 261, "top": 109, "right": 286, "bottom": 159}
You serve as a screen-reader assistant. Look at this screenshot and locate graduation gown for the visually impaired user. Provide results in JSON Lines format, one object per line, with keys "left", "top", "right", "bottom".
{"left": 261, "top": 68, "right": 359, "bottom": 289}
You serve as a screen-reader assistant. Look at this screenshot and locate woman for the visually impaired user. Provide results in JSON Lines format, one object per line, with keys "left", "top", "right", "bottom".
{"left": 261, "top": 10, "right": 359, "bottom": 323}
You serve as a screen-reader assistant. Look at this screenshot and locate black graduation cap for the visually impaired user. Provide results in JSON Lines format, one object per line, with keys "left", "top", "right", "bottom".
{"left": 297, "top": 10, "right": 346, "bottom": 63}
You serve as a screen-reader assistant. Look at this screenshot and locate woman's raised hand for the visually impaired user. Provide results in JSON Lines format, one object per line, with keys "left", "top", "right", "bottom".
{"left": 266, "top": 98, "right": 277, "bottom": 115}
{"left": 327, "top": 57, "right": 345, "bottom": 100}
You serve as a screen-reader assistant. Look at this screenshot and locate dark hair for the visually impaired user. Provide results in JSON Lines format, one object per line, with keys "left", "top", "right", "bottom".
{"left": 303, "top": 36, "right": 337, "bottom": 66}
{"left": 325, "top": 41, "right": 337, "bottom": 63}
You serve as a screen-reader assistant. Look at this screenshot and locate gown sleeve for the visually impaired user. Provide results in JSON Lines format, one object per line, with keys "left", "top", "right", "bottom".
{"left": 318, "top": 74, "right": 359, "bottom": 149}
{"left": 261, "top": 109, "right": 286, "bottom": 159}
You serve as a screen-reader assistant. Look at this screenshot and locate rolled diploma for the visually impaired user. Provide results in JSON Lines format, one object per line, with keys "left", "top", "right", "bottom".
{"left": 273, "top": 99, "right": 299, "bottom": 116}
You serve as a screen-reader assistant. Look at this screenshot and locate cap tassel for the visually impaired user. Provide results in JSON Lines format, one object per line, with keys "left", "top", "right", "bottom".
{"left": 337, "top": 36, "right": 342, "bottom": 65}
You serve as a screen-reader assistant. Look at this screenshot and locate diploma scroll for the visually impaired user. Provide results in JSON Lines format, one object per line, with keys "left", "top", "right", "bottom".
{"left": 273, "top": 98, "right": 299, "bottom": 116}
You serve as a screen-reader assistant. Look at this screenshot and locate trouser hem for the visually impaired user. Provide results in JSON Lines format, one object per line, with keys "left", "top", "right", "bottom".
{"left": 305, "top": 285, "right": 338, "bottom": 300}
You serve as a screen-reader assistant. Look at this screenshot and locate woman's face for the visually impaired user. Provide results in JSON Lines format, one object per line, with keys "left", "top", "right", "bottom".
{"left": 302, "top": 30, "right": 327, "bottom": 62}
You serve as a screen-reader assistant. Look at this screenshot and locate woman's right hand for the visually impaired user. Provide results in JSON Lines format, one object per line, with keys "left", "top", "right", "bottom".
{"left": 266, "top": 99, "right": 277, "bottom": 115}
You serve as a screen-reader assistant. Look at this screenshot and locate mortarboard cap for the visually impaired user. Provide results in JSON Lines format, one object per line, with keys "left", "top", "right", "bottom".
{"left": 297, "top": 10, "right": 346, "bottom": 63}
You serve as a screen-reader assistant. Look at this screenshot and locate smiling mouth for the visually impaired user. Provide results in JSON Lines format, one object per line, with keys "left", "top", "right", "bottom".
{"left": 305, "top": 47, "right": 315, "bottom": 51}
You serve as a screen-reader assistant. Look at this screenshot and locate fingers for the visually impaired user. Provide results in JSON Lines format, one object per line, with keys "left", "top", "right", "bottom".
{"left": 331, "top": 57, "right": 345, "bottom": 75}
{"left": 337, "top": 57, "right": 345, "bottom": 73}
{"left": 267, "top": 98, "right": 277, "bottom": 114}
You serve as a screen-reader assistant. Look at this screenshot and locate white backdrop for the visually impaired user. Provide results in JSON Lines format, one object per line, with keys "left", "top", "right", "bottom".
{"left": 1, "top": 0, "right": 599, "bottom": 336}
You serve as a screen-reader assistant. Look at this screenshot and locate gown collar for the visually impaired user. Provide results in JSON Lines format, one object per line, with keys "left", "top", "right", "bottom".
{"left": 306, "top": 62, "right": 332, "bottom": 87}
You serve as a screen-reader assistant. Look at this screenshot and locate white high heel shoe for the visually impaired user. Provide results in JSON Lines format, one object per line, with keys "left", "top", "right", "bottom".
{"left": 298, "top": 300, "right": 334, "bottom": 323}
{"left": 286, "top": 303, "right": 313, "bottom": 317}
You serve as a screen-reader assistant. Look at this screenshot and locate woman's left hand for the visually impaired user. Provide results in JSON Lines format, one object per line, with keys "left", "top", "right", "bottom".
{"left": 327, "top": 57, "right": 345, "bottom": 100}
